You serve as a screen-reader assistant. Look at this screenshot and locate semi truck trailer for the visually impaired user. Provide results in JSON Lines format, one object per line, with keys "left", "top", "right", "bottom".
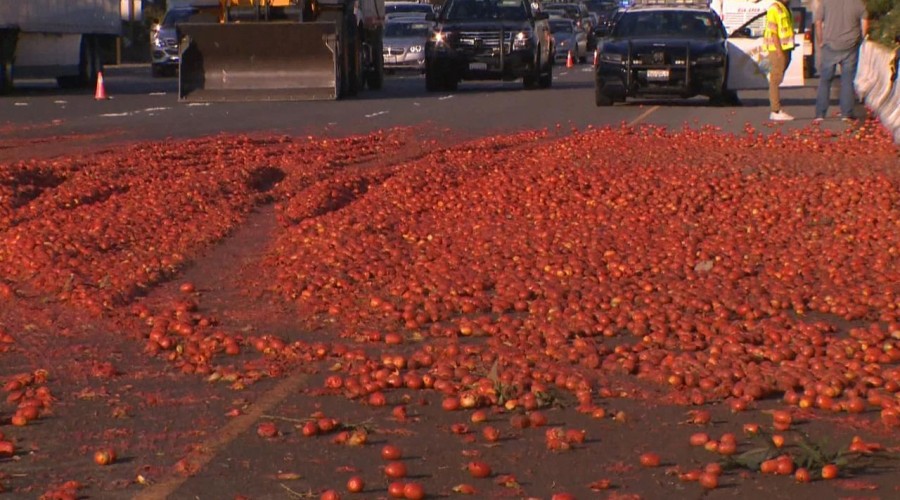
{"left": 0, "top": 0, "right": 129, "bottom": 93}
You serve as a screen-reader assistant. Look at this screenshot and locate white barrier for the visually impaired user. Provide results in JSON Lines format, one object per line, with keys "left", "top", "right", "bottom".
{"left": 854, "top": 41, "right": 900, "bottom": 143}
{"left": 882, "top": 56, "right": 900, "bottom": 144}
{"left": 854, "top": 41, "right": 897, "bottom": 111}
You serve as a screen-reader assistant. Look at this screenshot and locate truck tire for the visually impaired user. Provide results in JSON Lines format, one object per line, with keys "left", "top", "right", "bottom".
{"left": 538, "top": 57, "right": 553, "bottom": 89}
{"left": 0, "top": 60, "right": 10, "bottom": 95}
{"left": 524, "top": 47, "right": 546, "bottom": 89}
{"left": 366, "top": 35, "right": 384, "bottom": 90}
{"left": 57, "top": 35, "right": 94, "bottom": 89}
{"left": 594, "top": 83, "right": 612, "bottom": 106}
{"left": 425, "top": 62, "right": 441, "bottom": 91}
{"left": 346, "top": 25, "right": 361, "bottom": 96}
{"left": 443, "top": 69, "right": 458, "bottom": 91}
{"left": 0, "top": 30, "right": 14, "bottom": 95}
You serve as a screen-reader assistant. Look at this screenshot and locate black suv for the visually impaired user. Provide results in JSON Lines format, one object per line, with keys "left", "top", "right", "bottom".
{"left": 425, "top": 0, "right": 553, "bottom": 91}
{"left": 594, "top": 2, "right": 738, "bottom": 106}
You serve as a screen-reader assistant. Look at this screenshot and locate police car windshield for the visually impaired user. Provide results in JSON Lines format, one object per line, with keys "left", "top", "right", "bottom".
{"left": 613, "top": 10, "right": 723, "bottom": 39}
{"left": 386, "top": 4, "right": 434, "bottom": 14}
{"left": 444, "top": 0, "right": 529, "bottom": 21}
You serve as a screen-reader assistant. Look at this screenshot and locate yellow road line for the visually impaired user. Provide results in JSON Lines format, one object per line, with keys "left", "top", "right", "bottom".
{"left": 134, "top": 372, "right": 309, "bottom": 500}
{"left": 628, "top": 105, "right": 660, "bottom": 127}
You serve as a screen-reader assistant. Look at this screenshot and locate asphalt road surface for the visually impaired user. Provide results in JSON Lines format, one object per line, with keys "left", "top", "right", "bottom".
{"left": 0, "top": 63, "right": 860, "bottom": 151}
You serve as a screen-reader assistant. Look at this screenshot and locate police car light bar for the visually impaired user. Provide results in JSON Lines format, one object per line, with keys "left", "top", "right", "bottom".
{"left": 629, "top": 0, "right": 711, "bottom": 6}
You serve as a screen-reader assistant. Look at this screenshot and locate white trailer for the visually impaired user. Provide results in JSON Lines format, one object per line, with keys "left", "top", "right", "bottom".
{"left": 0, "top": 0, "right": 128, "bottom": 93}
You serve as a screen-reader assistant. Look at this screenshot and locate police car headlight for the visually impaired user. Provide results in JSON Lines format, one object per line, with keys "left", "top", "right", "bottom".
{"left": 432, "top": 31, "right": 452, "bottom": 45}
{"left": 513, "top": 30, "right": 532, "bottom": 49}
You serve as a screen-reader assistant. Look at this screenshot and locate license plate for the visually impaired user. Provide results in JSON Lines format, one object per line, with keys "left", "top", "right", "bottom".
{"left": 647, "top": 69, "right": 669, "bottom": 80}
{"left": 469, "top": 62, "right": 488, "bottom": 71}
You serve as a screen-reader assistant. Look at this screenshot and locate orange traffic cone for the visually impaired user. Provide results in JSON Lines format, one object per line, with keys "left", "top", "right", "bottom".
{"left": 593, "top": 49, "right": 599, "bottom": 67}
{"left": 94, "top": 72, "right": 108, "bottom": 100}
{"left": 566, "top": 50, "right": 574, "bottom": 68}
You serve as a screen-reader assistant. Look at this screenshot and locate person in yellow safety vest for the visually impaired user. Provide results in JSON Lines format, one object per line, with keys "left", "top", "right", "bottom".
{"left": 765, "top": 0, "right": 795, "bottom": 122}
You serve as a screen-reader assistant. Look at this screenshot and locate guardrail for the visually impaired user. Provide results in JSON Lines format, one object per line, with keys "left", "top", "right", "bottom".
{"left": 854, "top": 40, "right": 900, "bottom": 143}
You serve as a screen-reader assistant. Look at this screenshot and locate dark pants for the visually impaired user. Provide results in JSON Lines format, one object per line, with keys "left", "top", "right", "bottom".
{"left": 815, "top": 44, "right": 860, "bottom": 119}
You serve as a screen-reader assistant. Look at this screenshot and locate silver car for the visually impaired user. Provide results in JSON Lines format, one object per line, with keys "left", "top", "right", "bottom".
{"left": 550, "top": 17, "right": 587, "bottom": 64}
{"left": 150, "top": 7, "right": 218, "bottom": 77}
{"left": 383, "top": 19, "right": 432, "bottom": 73}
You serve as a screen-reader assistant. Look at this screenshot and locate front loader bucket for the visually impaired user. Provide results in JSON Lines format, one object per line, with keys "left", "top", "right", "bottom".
{"left": 178, "top": 22, "right": 338, "bottom": 102}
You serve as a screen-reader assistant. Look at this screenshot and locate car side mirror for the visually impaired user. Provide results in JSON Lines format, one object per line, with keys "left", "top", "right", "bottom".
{"left": 731, "top": 27, "right": 752, "bottom": 38}
{"left": 534, "top": 12, "right": 549, "bottom": 21}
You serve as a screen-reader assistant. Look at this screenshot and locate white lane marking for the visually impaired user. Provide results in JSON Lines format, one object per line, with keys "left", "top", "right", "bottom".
{"left": 143, "top": 107, "right": 171, "bottom": 113}
{"left": 54, "top": 100, "right": 68, "bottom": 105}
{"left": 327, "top": 122, "right": 338, "bottom": 126}
{"left": 149, "top": 92, "right": 167, "bottom": 96}
{"left": 413, "top": 102, "right": 421, "bottom": 106}
{"left": 14, "top": 102, "right": 28, "bottom": 106}
{"left": 628, "top": 106, "right": 660, "bottom": 127}
{"left": 438, "top": 95, "right": 454, "bottom": 100}
{"left": 365, "top": 110, "right": 388, "bottom": 118}
{"left": 187, "top": 102, "right": 210, "bottom": 107}
{"left": 100, "top": 112, "right": 133, "bottom": 118}
{"left": 581, "top": 67, "right": 593, "bottom": 73}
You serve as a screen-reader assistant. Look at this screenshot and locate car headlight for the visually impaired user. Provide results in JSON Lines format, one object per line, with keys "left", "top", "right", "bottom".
{"left": 694, "top": 53, "right": 725, "bottom": 65}
{"left": 432, "top": 31, "right": 452, "bottom": 45}
{"left": 557, "top": 39, "right": 570, "bottom": 48}
{"left": 513, "top": 30, "right": 532, "bottom": 50}
{"left": 409, "top": 45, "right": 423, "bottom": 53}
{"left": 599, "top": 52, "right": 623, "bottom": 64}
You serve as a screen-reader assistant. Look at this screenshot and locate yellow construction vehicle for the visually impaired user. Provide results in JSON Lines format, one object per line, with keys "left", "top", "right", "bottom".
{"left": 177, "top": 0, "right": 385, "bottom": 101}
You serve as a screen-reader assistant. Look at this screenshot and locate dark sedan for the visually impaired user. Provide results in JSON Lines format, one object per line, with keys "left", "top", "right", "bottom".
{"left": 594, "top": 5, "right": 738, "bottom": 106}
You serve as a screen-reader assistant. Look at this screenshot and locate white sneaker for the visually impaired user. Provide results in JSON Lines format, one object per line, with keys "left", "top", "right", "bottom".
{"left": 769, "top": 110, "right": 795, "bottom": 122}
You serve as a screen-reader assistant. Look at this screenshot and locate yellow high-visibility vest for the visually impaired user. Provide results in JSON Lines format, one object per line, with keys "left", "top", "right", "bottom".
{"left": 764, "top": 1, "right": 795, "bottom": 52}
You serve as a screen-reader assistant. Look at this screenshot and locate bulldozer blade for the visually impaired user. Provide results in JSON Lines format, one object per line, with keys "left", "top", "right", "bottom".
{"left": 178, "top": 22, "right": 339, "bottom": 102}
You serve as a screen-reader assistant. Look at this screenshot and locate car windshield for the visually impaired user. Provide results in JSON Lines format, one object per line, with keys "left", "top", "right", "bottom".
{"left": 550, "top": 20, "right": 574, "bottom": 33}
{"left": 444, "top": 0, "right": 529, "bottom": 21}
{"left": 613, "top": 10, "right": 723, "bottom": 39}
{"left": 584, "top": 0, "right": 619, "bottom": 12}
{"left": 544, "top": 4, "right": 580, "bottom": 18}
{"left": 386, "top": 4, "right": 434, "bottom": 15}
{"left": 385, "top": 21, "right": 432, "bottom": 37}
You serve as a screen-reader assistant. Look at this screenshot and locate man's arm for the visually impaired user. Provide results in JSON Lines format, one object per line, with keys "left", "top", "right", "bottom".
{"left": 815, "top": 20, "right": 823, "bottom": 47}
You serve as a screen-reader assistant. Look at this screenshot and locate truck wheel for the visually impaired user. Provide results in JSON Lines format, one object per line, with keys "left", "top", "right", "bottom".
{"left": 347, "top": 30, "right": 361, "bottom": 96}
{"left": 594, "top": 83, "right": 612, "bottom": 107}
{"left": 538, "top": 59, "right": 553, "bottom": 89}
{"left": 0, "top": 60, "right": 11, "bottom": 95}
{"left": 444, "top": 70, "right": 458, "bottom": 91}
{"left": 709, "top": 89, "right": 740, "bottom": 106}
{"left": 57, "top": 35, "right": 93, "bottom": 89}
{"left": 366, "top": 37, "right": 384, "bottom": 90}
{"left": 425, "top": 63, "right": 441, "bottom": 91}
